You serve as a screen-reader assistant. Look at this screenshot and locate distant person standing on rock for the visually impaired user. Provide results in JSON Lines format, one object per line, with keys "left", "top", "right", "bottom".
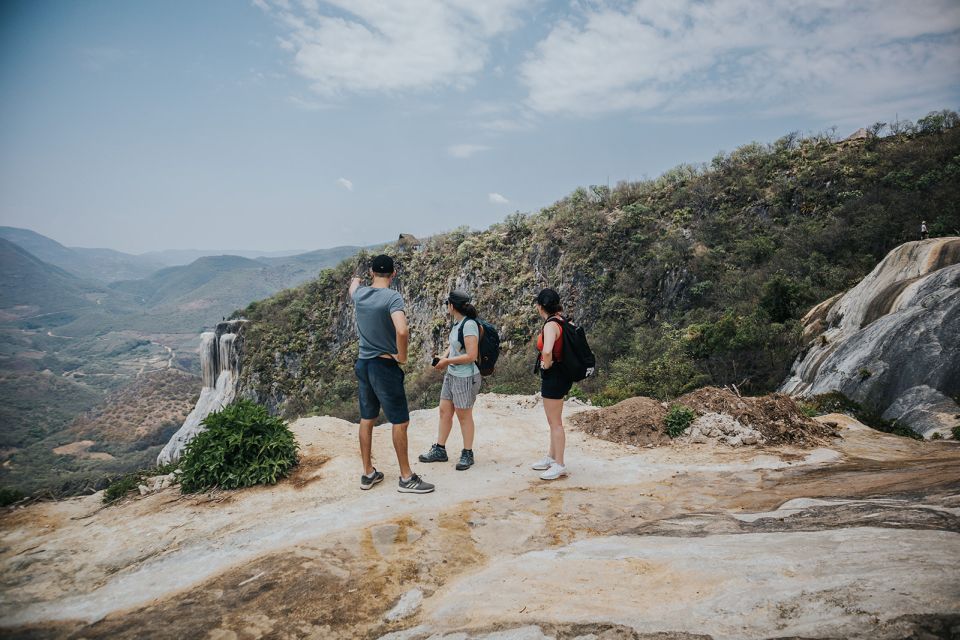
{"left": 349, "top": 254, "right": 435, "bottom": 494}
{"left": 920, "top": 221, "right": 929, "bottom": 240}
{"left": 531, "top": 288, "right": 571, "bottom": 480}
{"left": 419, "top": 290, "right": 482, "bottom": 471}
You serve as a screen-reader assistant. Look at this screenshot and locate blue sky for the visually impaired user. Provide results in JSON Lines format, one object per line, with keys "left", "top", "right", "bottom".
{"left": 1, "top": 0, "right": 958, "bottom": 254}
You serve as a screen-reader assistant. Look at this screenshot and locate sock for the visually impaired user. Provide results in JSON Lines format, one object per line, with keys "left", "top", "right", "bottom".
{"left": 401, "top": 474, "right": 414, "bottom": 482}
{"left": 435, "top": 443, "right": 445, "bottom": 449}
{"left": 463, "top": 449, "right": 472, "bottom": 453}
{"left": 363, "top": 469, "right": 377, "bottom": 479}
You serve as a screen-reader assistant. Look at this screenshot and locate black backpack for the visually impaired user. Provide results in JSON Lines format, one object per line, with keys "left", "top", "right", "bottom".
{"left": 458, "top": 318, "right": 501, "bottom": 376}
{"left": 545, "top": 316, "right": 596, "bottom": 382}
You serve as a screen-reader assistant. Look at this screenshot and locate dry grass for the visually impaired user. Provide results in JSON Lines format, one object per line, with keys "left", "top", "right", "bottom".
{"left": 69, "top": 369, "right": 199, "bottom": 444}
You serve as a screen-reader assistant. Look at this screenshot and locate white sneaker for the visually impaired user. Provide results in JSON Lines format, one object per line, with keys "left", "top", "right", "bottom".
{"left": 539, "top": 462, "right": 567, "bottom": 480}
{"left": 531, "top": 455, "right": 555, "bottom": 471}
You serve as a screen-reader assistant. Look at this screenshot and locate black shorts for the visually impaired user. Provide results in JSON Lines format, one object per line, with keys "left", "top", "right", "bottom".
{"left": 540, "top": 366, "right": 572, "bottom": 400}
{"left": 355, "top": 358, "right": 410, "bottom": 424}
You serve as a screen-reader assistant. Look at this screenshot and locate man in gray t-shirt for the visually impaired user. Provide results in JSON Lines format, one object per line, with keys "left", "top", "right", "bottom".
{"left": 348, "top": 254, "right": 434, "bottom": 494}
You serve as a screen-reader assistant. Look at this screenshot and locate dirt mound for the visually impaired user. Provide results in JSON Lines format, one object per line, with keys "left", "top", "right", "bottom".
{"left": 574, "top": 387, "right": 838, "bottom": 448}
{"left": 570, "top": 396, "right": 670, "bottom": 446}
{"left": 677, "top": 387, "right": 838, "bottom": 446}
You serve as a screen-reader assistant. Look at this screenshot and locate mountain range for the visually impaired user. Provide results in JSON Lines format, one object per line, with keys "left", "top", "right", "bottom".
{"left": 0, "top": 229, "right": 370, "bottom": 497}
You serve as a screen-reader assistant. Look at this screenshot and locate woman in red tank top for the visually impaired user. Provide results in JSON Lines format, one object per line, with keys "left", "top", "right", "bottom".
{"left": 536, "top": 320, "right": 563, "bottom": 363}
{"left": 531, "top": 288, "right": 571, "bottom": 481}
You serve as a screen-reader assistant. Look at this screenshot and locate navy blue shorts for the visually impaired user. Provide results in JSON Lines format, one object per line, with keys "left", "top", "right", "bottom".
{"left": 355, "top": 358, "right": 410, "bottom": 424}
{"left": 541, "top": 366, "right": 572, "bottom": 400}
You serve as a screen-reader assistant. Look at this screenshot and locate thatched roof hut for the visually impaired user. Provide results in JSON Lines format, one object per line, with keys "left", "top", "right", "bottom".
{"left": 397, "top": 233, "right": 422, "bottom": 251}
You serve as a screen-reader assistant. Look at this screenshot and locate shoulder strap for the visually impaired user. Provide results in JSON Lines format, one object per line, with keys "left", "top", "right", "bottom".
{"left": 457, "top": 318, "right": 482, "bottom": 349}
{"left": 543, "top": 315, "right": 565, "bottom": 330}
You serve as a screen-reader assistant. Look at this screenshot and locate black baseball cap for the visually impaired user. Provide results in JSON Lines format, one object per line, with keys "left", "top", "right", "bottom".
{"left": 371, "top": 254, "right": 395, "bottom": 274}
{"left": 448, "top": 290, "right": 471, "bottom": 305}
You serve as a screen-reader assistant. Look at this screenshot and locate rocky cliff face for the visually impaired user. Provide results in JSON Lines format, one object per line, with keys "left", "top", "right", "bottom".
{"left": 157, "top": 320, "right": 246, "bottom": 464}
{"left": 781, "top": 237, "right": 960, "bottom": 436}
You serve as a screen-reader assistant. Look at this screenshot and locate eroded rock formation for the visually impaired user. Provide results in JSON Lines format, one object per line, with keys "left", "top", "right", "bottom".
{"left": 781, "top": 237, "right": 960, "bottom": 436}
{"left": 157, "top": 320, "right": 245, "bottom": 464}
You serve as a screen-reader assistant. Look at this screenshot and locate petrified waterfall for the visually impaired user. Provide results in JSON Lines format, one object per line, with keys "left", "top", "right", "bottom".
{"left": 158, "top": 320, "right": 245, "bottom": 465}
{"left": 780, "top": 237, "right": 960, "bottom": 437}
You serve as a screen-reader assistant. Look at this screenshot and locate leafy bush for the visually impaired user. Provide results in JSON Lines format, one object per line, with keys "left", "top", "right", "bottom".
{"left": 665, "top": 404, "right": 696, "bottom": 438}
{"left": 0, "top": 487, "right": 25, "bottom": 507}
{"left": 103, "top": 472, "right": 144, "bottom": 504}
{"left": 179, "top": 399, "right": 299, "bottom": 493}
{"left": 952, "top": 425, "right": 960, "bottom": 440}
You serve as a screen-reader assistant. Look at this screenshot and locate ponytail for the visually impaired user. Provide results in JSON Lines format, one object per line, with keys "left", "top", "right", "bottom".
{"left": 453, "top": 301, "right": 478, "bottom": 319}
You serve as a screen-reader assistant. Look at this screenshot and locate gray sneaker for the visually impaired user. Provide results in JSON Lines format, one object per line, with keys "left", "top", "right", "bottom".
{"left": 360, "top": 469, "right": 384, "bottom": 490}
{"left": 455, "top": 449, "right": 474, "bottom": 471}
{"left": 418, "top": 443, "right": 448, "bottom": 463}
{"left": 398, "top": 473, "right": 435, "bottom": 494}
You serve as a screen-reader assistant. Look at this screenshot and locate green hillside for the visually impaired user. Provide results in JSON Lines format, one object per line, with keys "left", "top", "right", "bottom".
{"left": 110, "top": 254, "right": 264, "bottom": 305}
{"left": 238, "top": 112, "right": 960, "bottom": 419}
{"left": 0, "top": 238, "right": 103, "bottom": 319}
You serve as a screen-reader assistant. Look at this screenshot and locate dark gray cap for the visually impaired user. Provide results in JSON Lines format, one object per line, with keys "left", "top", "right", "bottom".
{"left": 448, "top": 290, "right": 471, "bottom": 305}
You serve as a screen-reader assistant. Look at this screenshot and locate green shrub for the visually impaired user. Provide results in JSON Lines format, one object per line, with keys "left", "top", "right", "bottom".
{"left": 103, "top": 472, "right": 144, "bottom": 504}
{"left": 0, "top": 487, "right": 25, "bottom": 507}
{"left": 953, "top": 425, "right": 960, "bottom": 440}
{"left": 179, "top": 399, "right": 299, "bottom": 493}
{"left": 665, "top": 404, "right": 696, "bottom": 438}
{"left": 930, "top": 432, "right": 943, "bottom": 440}
{"left": 798, "top": 402, "right": 818, "bottom": 418}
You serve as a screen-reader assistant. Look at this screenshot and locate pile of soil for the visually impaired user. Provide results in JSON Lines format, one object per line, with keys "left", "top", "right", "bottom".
{"left": 572, "top": 387, "right": 839, "bottom": 449}
{"left": 676, "top": 387, "right": 838, "bottom": 447}
{"left": 570, "top": 397, "right": 670, "bottom": 446}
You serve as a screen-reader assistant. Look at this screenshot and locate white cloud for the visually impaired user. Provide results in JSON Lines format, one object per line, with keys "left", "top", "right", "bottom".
{"left": 257, "top": 0, "right": 529, "bottom": 96}
{"left": 337, "top": 177, "right": 354, "bottom": 191}
{"left": 488, "top": 192, "right": 509, "bottom": 204}
{"left": 448, "top": 144, "right": 491, "bottom": 158}
{"left": 520, "top": 0, "right": 960, "bottom": 121}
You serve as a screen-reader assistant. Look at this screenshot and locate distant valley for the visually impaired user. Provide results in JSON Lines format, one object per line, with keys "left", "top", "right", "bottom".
{"left": 0, "top": 226, "right": 369, "bottom": 497}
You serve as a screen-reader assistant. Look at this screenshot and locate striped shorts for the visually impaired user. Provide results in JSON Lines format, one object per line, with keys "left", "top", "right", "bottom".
{"left": 440, "top": 372, "right": 482, "bottom": 409}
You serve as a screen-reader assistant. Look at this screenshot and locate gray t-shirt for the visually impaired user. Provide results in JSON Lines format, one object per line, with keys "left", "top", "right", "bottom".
{"left": 448, "top": 318, "right": 480, "bottom": 377}
{"left": 352, "top": 286, "right": 405, "bottom": 360}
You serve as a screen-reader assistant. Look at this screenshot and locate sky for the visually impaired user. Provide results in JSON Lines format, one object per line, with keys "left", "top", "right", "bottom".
{"left": 0, "top": 0, "right": 958, "bottom": 254}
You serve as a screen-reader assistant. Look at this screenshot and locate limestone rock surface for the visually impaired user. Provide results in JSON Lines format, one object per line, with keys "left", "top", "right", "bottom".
{"left": 781, "top": 238, "right": 960, "bottom": 437}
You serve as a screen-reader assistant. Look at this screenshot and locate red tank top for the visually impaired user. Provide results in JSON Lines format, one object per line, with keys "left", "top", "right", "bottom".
{"left": 537, "top": 316, "right": 563, "bottom": 361}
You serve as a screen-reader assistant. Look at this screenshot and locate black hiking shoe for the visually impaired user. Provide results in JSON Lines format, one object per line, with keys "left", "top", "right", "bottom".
{"left": 455, "top": 449, "right": 474, "bottom": 471}
{"left": 398, "top": 474, "right": 435, "bottom": 494}
{"left": 418, "top": 443, "right": 448, "bottom": 463}
{"left": 360, "top": 469, "right": 384, "bottom": 490}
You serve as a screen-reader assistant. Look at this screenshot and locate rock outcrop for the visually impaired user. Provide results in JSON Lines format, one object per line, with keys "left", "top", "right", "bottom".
{"left": 157, "top": 320, "right": 245, "bottom": 464}
{"left": 781, "top": 237, "right": 960, "bottom": 437}
{"left": 3, "top": 396, "right": 959, "bottom": 639}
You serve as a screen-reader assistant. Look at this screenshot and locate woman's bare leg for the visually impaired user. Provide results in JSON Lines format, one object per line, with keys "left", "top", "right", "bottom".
{"left": 454, "top": 407, "right": 475, "bottom": 449}
{"left": 436, "top": 399, "right": 455, "bottom": 446}
{"left": 542, "top": 398, "right": 565, "bottom": 465}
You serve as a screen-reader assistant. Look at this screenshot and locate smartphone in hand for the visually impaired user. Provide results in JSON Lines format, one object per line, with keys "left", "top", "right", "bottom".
{"left": 431, "top": 356, "right": 440, "bottom": 367}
